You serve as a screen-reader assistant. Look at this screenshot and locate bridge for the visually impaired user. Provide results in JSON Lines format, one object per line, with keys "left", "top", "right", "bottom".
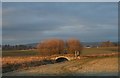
{"left": 48, "top": 51, "right": 81, "bottom": 62}
{"left": 49, "top": 54, "right": 80, "bottom": 62}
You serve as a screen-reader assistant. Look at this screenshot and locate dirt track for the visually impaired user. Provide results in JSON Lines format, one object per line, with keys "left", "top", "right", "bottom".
{"left": 3, "top": 56, "right": 118, "bottom": 76}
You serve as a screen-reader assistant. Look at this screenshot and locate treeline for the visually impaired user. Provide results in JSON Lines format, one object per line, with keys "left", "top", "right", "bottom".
{"left": 37, "top": 38, "right": 83, "bottom": 56}
{"left": 2, "top": 40, "right": 117, "bottom": 51}
{"left": 2, "top": 45, "right": 33, "bottom": 50}
{"left": 100, "top": 41, "right": 118, "bottom": 47}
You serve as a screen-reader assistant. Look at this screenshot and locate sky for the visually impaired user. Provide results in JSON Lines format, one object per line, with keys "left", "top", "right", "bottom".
{"left": 2, "top": 2, "right": 118, "bottom": 45}
{"left": 2, "top": 0, "right": 120, "bottom": 2}
{"left": 0, "top": 2, "right": 1, "bottom": 45}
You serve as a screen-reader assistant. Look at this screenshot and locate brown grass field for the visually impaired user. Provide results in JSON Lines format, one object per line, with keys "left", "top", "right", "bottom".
{"left": 3, "top": 56, "right": 118, "bottom": 76}
{"left": 2, "top": 47, "right": 119, "bottom": 75}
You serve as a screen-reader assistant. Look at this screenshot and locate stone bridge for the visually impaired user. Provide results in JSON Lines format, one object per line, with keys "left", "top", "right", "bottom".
{"left": 49, "top": 54, "right": 80, "bottom": 62}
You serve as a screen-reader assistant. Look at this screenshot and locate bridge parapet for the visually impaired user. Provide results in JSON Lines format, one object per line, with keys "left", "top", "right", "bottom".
{"left": 50, "top": 55, "right": 76, "bottom": 61}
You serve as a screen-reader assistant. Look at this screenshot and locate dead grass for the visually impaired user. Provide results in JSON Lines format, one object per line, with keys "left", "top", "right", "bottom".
{"left": 2, "top": 56, "right": 46, "bottom": 66}
{"left": 2, "top": 47, "right": 118, "bottom": 73}
{"left": 3, "top": 56, "right": 118, "bottom": 76}
{"left": 2, "top": 55, "right": 57, "bottom": 73}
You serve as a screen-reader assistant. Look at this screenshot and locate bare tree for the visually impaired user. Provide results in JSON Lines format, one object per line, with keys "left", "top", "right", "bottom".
{"left": 66, "top": 38, "right": 83, "bottom": 54}
{"left": 37, "top": 38, "right": 65, "bottom": 56}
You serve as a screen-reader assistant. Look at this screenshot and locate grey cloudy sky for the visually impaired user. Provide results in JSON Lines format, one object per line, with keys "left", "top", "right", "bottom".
{"left": 2, "top": 2, "right": 118, "bottom": 45}
{"left": 2, "top": 0, "right": 119, "bottom": 2}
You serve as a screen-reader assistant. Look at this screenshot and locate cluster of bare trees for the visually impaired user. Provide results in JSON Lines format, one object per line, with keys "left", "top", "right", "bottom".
{"left": 100, "top": 41, "right": 116, "bottom": 47}
{"left": 37, "top": 38, "right": 83, "bottom": 56}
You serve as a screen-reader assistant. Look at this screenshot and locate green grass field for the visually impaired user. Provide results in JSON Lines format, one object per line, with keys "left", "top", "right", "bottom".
{"left": 81, "top": 47, "right": 118, "bottom": 55}
{"left": 2, "top": 47, "right": 118, "bottom": 57}
{"left": 2, "top": 50, "right": 40, "bottom": 57}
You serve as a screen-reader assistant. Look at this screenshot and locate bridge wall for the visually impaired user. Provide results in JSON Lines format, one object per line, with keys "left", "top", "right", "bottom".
{"left": 51, "top": 56, "right": 76, "bottom": 61}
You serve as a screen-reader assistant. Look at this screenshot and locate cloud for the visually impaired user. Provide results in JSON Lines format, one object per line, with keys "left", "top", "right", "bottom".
{"left": 2, "top": 2, "right": 118, "bottom": 44}
{"left": 2, "top": 0, "right": 120, "bottom": 2}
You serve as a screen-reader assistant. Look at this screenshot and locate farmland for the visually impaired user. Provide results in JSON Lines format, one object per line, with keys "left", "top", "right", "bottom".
{"left": 2, "top": 50, "right": 39, "bottom": 57}
{"left": 2, "top": 47, "right": 118, "bottom": 57}
{"left": 2, "top": 47, "right": 119, "bottom": 76}
{"left": 3, "top": 56, "right": 118, "bottom": 76}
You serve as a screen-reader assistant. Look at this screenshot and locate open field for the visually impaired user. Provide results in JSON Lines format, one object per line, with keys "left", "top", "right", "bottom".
{"left": 3, "top": 56, "right": 118, "bottom": 76}
{"left": 2, "top": 47, "right": 119, "bottom": 75}
{"left": 2, "top": 47, "right": 118, "bottom": 57}
{"left": 2, "top": 47, "right": 118, "bottom": 67}
{"left": 81, "top": 47, "right": 118, "bottom": 55}
{"left": 2, "top": 50, "right": 40, "bottom": 57}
